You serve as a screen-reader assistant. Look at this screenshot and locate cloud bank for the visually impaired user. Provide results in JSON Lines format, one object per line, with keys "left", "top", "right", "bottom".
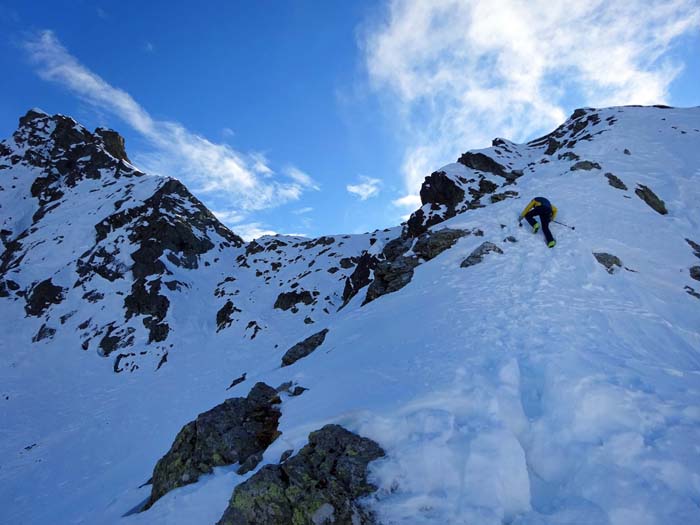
{"left": 24, "top": 30, "right": 317, "bottom": 218}
{"left": 363, "top": 0, "right": 700, "bottom": 203}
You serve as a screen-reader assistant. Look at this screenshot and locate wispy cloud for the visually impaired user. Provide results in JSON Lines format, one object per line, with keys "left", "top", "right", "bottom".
{"left": 347, "top": 176, "right": 382, "bottom": 200}
{"left": 285, "top": 166, "right": 320, "bottom": 191}
{"left": 24, "top": 30, "right": 316, "bottom": 214}
{"left": 363, "top": 0, "right": 700, "bottom": 198}
{"left": 144, "top": 41, "right": 155, "bottom": 53}
{"left": 292, "top": 207, "right": 314, "bottom": 215}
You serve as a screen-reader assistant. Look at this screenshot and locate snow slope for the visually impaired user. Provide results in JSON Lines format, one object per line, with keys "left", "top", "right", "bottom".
{"left": 1, "top": 106, "right": 699, "bottom": 524}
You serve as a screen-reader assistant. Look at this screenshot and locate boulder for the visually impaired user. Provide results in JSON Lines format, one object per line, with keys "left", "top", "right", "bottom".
{"left": 570, "top": 160, "right": 602, "bottom": 171}
{"left": 460, "top": 242, "right": 503, "bottom": 268}
{"left": 604, "top": 173, "right": 627, "bottom": 190}
{"left": 593, "top": 252, "right": 622, "bottom": 274}
{"left": 217, "top": 424, "right": 385, "bottom": 525}
{"left": 281, "top": 329, "right": 330, "bottom": 367}
{"left": 690, "top": 266, "right": 700, "bottom": 282}
{"left": 635, "top": 184, "right": 667, "bottom": 215}
{"left": 144, "top": 383, "right": 281, "bottom": 509}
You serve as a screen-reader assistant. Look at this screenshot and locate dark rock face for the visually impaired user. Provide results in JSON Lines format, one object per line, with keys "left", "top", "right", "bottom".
{"left": 407, "top": 171, "right": 465, "bottom": 237}
{"left": 281, "top": 328, "right": 330, "bottom": 367}
{"left": 364, "top": 256, "right": 420, "bottom": 305}
{"left": 593, "top": 252, "right": 622, "bottom": 273}
{"left": 420, "top": 170, "right": 466, "bottom": 209}
{"left": 690, "top": 266, "right": 700, "bottom": 281}
{"left": 24, "top": 278, "right": 64, "bottom": 317}
{"left": 94, "top": 128, "right": 130, "bottom": 163}
{"left": 413, "top": 228, "right": 468, "bottom": 260}
{"left": 604, "top": 172, "right": 628, "bottom": 190}
{"left": 365, "top": 229, "right": 468, "bottom": 305}
{"left": 217, "top": 300, "right": 242, "bottom": 332}
{"left": 145, "top": 383, "right": 282, "bottom": 509}
{"left": 217, "top": 424, "right": 385, "bottom": 525}
{"left": 571, "top": 160, "right": 602, "bottom": 171}
{"left": 460, "top": 242, "right": 503, "bottom": 268}
{"left": 635, "top": 185, "right": 667, "bottom": 215}
{"left": 274, "top": 290, "right": 314, "bottom": 311}
{"left": 341, "top": 252, "right": 379, "bottom": 308}
{"left": 457, "top": 152, "right": 507, "bottom": 178}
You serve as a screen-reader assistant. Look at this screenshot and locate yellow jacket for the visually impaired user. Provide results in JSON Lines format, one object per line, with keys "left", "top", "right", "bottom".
{"left": 520, "top": 198, "right": 557, "bottom": 219}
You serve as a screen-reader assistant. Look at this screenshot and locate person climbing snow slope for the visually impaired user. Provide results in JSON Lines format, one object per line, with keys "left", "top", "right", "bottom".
{"left": 519, "top": 197, "right": 557, "bottom": 248}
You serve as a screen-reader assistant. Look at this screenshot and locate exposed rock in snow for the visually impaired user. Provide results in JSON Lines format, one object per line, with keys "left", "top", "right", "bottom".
{"left": 571, "top": 160, "right": 602, "bottom": 171}
{"left": 690, "top": 266, "right": 700, "bottom": 281}
{"left": 635, "top": 184, "right": 668, "bottom": 214}
{"left": 593, "top": 252, "right": 623, "bottom": 273}
{"left": 365, "top": 228, "right": 468, "bottom": 304}
{"left": 274, "top": 289, "right": 314, "bottom": 311}
{"left": 460, "top": 241, "right": 504, "bottom": 268}
{"left": 604, "top": 172, "right": 628, "bottom": 190}
{"left": 145, "top": 382, "right": 281, "bottom": 509}
{"left": 216, "top": 424, "right": 384, "bottom": 525}
{"left": 281, "top": 328, "right": 330, "bottom": 367}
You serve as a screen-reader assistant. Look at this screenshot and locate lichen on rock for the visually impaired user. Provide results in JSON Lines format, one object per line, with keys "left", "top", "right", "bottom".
{"left": 217, "top": 424, "right": 385, "bottom": 525}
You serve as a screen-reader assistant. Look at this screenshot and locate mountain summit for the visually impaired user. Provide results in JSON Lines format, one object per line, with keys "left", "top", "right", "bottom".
{"left": 1, "top": 105, "right": 699, "bottom": 524}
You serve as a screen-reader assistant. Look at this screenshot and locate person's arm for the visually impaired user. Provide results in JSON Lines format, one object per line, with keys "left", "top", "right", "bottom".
{"left": 519, "top": 200, "right": 536, "bottom": 219}
{"left": 551, "top": 205, "right": 558, "bottom": 219}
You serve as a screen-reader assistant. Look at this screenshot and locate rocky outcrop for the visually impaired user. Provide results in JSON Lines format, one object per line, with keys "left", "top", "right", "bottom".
{"left": 571, "top": 160, "right": 602, "bottom": 171}
{"left": 364, "top": 229, "right": 469, "bottom": 305}
{"left": 281, "top": 328, "right": 330, "bottom": 367}
{"left": 145, "top": 383, "right": 281, "bottom": 509}
{"left": 274, "top": 290, "right": 314, "bottom": 311}
{"left": 635, "top": 184, "right": 667, "bottom": 215}
{"left": 217, "top": 424, "right": 385, "bottom": 525}
{"left": 406, "top": 171, "right": 465, "bottom": 237}
{"left": 24, "top": 278, "right": 64, "bottom": 317}
{"left": 94, "top": 128, "right": 130, "bottom": 163}
{"left": 690, "top": 266, "right": 700, "bottom": 281}
{"left": 593, "top": 252, "right": 622, "bottom": 274}
{"left": 457, "top": 152, "right": 508, "bottom": 178}
{"left": 604, "top": 173, "right": 627, "bottom": 190}
{"left": 460, "top": 242, "right": 503, "bottom": 268}
{"left": 217, "top": 300, "right": 242, "bottom": 332}
{"left": 341, "top": 252, "right": 379, "bottom": 308}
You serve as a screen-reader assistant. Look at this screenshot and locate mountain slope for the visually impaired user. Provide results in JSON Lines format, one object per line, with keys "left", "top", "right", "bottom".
{"left": 1, "top": 106, "right": 699, "bottom": 525}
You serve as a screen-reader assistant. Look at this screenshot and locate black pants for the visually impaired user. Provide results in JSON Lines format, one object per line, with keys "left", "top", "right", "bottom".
{"left": 525, "top": 208, "right": 554, "bottom": 244}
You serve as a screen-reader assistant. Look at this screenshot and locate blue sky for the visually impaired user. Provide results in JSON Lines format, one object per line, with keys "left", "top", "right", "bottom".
{"left": 1, "top": 1, "right": 699, "bottom": 239}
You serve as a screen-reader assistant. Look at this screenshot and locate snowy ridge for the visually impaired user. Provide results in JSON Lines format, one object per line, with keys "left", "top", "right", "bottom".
{"left": 1, "top": 106, "right": 700, "bottom": 524}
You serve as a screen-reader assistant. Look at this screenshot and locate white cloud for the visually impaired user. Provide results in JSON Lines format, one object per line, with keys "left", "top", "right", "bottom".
{"left": 24, "top": 30, "right": 313, "bottom": 212}
{"left": 144, "top": 41, "right": 155, "bottom": 53}
{"left": 363, "top": 0, "right": 700, "bottom": 195}
{"left": 347, "top": 176, "right": 382, "bottom": 200}
{"left": 392, "top": 194, "right": 421, "bottom": 208}
{"left": 285, "top": 166, "right": 320, "bottom": 191}
{"left": 292, "top": 207, "right": 314, "bottom": 215}
{"left": 227, "top": 222, "right": 278, "bottom": 242}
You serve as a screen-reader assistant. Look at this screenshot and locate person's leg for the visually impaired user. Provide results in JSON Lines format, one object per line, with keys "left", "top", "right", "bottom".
{"left": 541, "top": 214, "right": 554, "bottom": 244}
{"left": 524, "top": 209, "right": 539, "bottom": 231}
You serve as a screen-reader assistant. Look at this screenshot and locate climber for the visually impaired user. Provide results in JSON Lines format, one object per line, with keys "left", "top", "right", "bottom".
{"left": 519, "top": 197, "right": 557, "bottom": 248}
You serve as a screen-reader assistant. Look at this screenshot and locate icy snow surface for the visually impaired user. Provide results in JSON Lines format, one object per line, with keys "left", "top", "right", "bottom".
{"left": 1, "top": 106, "right": 700, "bottom": 524}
